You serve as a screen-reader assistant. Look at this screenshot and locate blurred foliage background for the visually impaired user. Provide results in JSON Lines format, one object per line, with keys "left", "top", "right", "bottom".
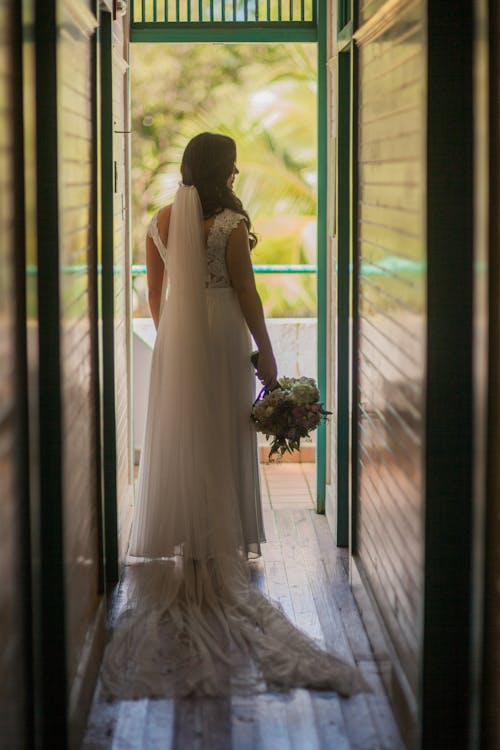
{"left": 130, "top": 42, "right": 317, "bottom": 317}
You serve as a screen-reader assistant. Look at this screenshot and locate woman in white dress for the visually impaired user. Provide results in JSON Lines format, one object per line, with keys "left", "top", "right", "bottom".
{"left": 102, "top": 133, "right": 368, "bottom": 700}
{"left": 129, "top": 132, "right": 276, "bottom": 561}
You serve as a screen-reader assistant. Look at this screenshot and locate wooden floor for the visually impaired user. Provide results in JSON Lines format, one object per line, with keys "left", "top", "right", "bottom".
{"left": 83, "top": 464, "right": 404, "bottom": 750}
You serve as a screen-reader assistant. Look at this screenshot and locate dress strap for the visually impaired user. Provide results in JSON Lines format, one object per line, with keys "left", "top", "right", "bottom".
{"left": 147, "top": 210, "right": 168, "bottom": 263}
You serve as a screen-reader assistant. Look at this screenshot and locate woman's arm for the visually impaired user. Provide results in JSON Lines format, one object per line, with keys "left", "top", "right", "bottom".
{"left": 226, "top": 221, "right": 278, "bottom": 388}
{"left": 146, "top": 206, "right": 171, "bottom": 330}
{"left": 146, "top": 235, "right": 163, "bottom": 329}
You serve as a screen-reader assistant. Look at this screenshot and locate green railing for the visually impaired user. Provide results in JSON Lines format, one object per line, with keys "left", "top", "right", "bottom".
{"left": 25, "top": 257, "right": 424, "bottom": 276}
{"left": 131, "top": 0, "right": 315, "bottom": 24}
{"left": 131, "top": 263, "right": 316, "bottom": 274}
{"left": 131, "top": 257, "right": 424, "bottom": 277}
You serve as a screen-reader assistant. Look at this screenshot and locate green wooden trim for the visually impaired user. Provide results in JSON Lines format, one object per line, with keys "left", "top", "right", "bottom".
{"left": 337, "top": 20, "right": 353, "bottom": 45}
{"left": 34, "top": 0, "right": 69, "bottom": 745}
{"left": 132, "top": 263, "right": 316, "bottom": 275}
{"left": 348, "top": 40, "right": 358, "bottom": 555}
{"left": 100, "top": 10, "right": 119, "bottom": 584}
{"left": 337, "top": 0, "right": 350, "bottom": 30}
{"left": 13, "top": 1, "right": 36, "bottom": 744}
{"left": 92, "top": 7, "right": 106, "bottom": 595}
{"left": 479, "top": 3, "right": 500, "bottom": 745}
{"left": 130, "top": 22, "right": 317, "bottom": 42}
{"left": 419, "top": 3, "right": 474, "bottom": 747}
{"left": 335, "top": 48, "right": 350, "bottom": 547}
{"left": 315, "top": 0, "right": 327, "bottom": 514}
{"left": 337, "top": 32, "right": 352, "bottom": 52}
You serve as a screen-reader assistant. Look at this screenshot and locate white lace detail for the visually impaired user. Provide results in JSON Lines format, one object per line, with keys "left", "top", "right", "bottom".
{"left": 206, "top": 209, "right": 245, "bottom": 288}
{"left": 148, "top": 207, "right": 244, "bottom": 287}
{"left": 147, "top": 210, "right": 168, "bottom": 263}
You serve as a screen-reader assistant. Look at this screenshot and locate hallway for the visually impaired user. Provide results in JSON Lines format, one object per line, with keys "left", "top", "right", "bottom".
{"left": 83, "top": 465, "right": 404, "bottom": 750}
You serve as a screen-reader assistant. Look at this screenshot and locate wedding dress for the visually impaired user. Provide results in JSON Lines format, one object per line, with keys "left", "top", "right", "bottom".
{"left": 101, "top": 185, "right": 368, "bottom": 700}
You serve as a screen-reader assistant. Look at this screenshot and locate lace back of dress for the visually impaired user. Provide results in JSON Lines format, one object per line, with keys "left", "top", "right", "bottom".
{"left": 206, "top": 209, "right": 244, "bottom": 288}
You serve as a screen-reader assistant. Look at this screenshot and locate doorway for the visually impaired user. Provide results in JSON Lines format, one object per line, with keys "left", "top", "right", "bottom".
{"left": 127, "top": 3, "right": 328, "bottom": 512}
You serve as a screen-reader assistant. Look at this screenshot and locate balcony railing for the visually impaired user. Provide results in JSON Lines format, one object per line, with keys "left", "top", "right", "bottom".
{"left": 131, "top": 0, "right": 316, "bottom": 24}
{"left": 131, "top": 263, "right": 317, "bottom": 275}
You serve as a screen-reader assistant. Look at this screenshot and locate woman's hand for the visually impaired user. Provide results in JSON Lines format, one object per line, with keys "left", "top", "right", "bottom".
{"left": 257, "top": 349, "right": 278, "bottom": 390}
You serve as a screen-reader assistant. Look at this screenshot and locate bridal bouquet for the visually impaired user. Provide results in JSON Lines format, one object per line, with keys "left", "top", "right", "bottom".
{"left": 251, "top": 354, "right": 331, "bottom": 459}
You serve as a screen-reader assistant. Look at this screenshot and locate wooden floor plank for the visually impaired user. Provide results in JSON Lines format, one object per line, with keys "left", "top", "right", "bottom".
{"left": 264, "top": 558, "right": 296, "bottom": 622}
{"left": 231, "top": 695, "right": 260, "bottom": 750}
{"left": 341, "top": 692, "right": 383, "bottom": 750}
{"left": 310, "top": 692, "right": 352, "bottom": 750}
{"left": 284, "top": 690, "right": 321, "bottom": 750}
{"left": 111, "top": 700, "right": 148, "bottom": 750}
{"left": 294, "top": 512, "right": 355, "bottom": 660}
{"left": 254, "top": 694, "right": 292, "bottom": 750}
{"left": 142, "top": 700, "right": 175, "bottom": 749}
{"left": 83, "top": 501, "right": 404, "bottom": 750}
{"left": 359, "top": 661, "right": 405, "bottom": 750}
{"left": 172, "top": 698, "right": 204, "bottom": 750}
{"left": 81, "top": 684, "right": 120, "bottom": 750}
{"left": 201, "top": 697, "right": 232, "bottom": 750}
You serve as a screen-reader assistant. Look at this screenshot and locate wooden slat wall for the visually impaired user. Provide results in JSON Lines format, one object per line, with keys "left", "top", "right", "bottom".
{"left": 59, "top": 0, "right": 100, "bottom": 701}
{"left": 482, "top": 1, "right": 500, "bottom": 743}
{"left": 112, "top": 20, "right": 134, "bottom": 558}
{"left": 0, "top": 1, "right": 27, "bottom": 746}
{"left": 358, "top": 0, "right": 386, "bottom": 24}
{"left": 355, "top": 0, "right": 424, "bottom": 706}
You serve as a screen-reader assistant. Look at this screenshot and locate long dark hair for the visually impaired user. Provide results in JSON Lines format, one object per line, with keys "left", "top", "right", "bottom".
{"left": 180, "top": 132, "right": 257, "bottom": 249}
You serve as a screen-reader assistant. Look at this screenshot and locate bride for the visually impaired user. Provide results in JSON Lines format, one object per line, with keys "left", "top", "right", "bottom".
{"left": 101, "top": 132, "right": 367, "bottom": 699}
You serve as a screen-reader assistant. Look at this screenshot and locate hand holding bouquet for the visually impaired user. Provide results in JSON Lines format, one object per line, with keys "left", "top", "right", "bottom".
{"left": 250, "top": 352, "right": 331, "bottom": 460}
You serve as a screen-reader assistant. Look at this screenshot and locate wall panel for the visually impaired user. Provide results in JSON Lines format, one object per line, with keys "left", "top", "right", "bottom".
{"left": 112, "top": 18, "right": 134, "bottom": 559}
{"left": 355, "top": 0, "right": 424, "bottom": 722}
{"left": 0, "top": 1, "right": 28, "bottom": 746}
{"left": 59, "top": 0, "right": 100, "bottom": 732}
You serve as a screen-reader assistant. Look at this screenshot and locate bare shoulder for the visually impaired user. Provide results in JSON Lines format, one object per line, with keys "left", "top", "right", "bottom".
{"left": 157, "top": 204, "right": 172, "bottom": 231}
{"left": 227, "top": 215, "right": 248, "bottom": 245}
{"left": 156, "top": 204, "right": 173, "bottom": 246}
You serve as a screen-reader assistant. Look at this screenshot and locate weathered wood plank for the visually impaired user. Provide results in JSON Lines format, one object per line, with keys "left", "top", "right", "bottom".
{"left": 111, "top": 700, "right": 148, "bottom": 749}
{"left": 201, "top": 697, "right": 232, "bottom": 750}
{"left": 231, "top": 695, "right": 260, "bottom": 750}
{"left": 172, "top": 698, "right": 204, "bottom": 750}
{"left": 284, "top": 690, "right": 321, "bottom": 750}
{"left": 310, "top": 693, "right": 352, "bottom": 750}
{"left": 143, "top": 700, "right": 175, "bottom": 749}
{"left": 81, "top": 684, "right": 120, "bottom": 750}
{"left": 358, "top": 662, "right": 405, "bottom": 750}
{"left": 356, "top": 4, "right": 425, "bottom": 720}
{"left": 84, "top": 501, "right": 403, "bottom": 749}
{"left": 254, "top": 693, "right": 292, "bottom": 750}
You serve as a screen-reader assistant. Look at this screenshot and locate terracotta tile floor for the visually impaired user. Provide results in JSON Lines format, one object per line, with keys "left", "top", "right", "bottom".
{"left": 260, "top": 462, "right": 316, "bottom": 509}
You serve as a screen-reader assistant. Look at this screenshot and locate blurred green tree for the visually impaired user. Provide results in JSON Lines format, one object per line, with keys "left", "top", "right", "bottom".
{"left": 131, "top": 42, "right": 317, "bottom": 317}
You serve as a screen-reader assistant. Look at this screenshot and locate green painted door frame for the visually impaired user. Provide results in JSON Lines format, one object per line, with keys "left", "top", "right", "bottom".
{"left": 128, "top": 1, "right": 328, "bottom": 513}
{"left": 420, "top": 2, "right": 475, "bottom": 747}
{"left": 34, "top": 1, "right": 69, "bottom": 745}
{"left": 334, "top": 2, "right": 357, "bottom": 546}
{"left": 335, "top": 48, "right": 350, "bottom": 546}
{"left": 100, "top": 7, "right": 120, "bottom": 584}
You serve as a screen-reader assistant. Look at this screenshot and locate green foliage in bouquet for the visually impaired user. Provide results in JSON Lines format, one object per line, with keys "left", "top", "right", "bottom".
{"left": 251, "top": 356, "right": 331, "bottom": 459}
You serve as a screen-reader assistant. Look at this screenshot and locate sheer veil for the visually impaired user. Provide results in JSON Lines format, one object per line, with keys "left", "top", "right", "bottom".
{"left": 129, "top": 184, "right": 245, "bottom": 561}
{"left": 101, "top": 185, "right": 369, "bottom": 700}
